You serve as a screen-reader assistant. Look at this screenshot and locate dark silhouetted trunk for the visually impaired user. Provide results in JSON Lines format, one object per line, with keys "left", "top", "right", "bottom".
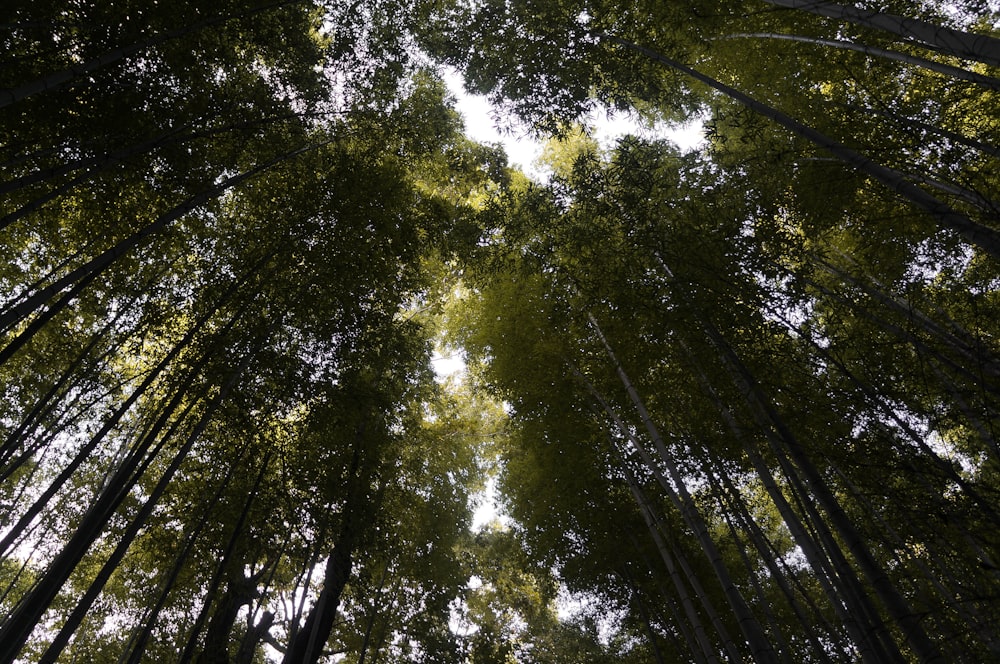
{"left": 599, "top": 34, "right": 1000, "bottom": 260}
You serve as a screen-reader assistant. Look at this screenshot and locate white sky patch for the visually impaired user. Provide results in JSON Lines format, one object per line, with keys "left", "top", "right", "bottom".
{"left": 471, "top": 475, "right": 509, "bottom": 531}
{"left": 431, "top": 349, "right": 465, "bottom": 382}
{"left": 444, "top": 68, "right": 545, "bottom": 177}
{"left": 444, "top": 68, "right": 705, "bottom": 179}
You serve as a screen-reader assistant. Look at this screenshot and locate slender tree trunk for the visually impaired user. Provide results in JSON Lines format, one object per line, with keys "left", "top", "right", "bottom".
{"left": 0, "top": 279, "right": 250, "bottom": 561}
{"left": 0, "top": 121, "right": 190, "bottom": 197}
{"left": 701, "top": 318, "right": 944, "bottom": 663}
{"left": 801, "top": 271, "right": 1000, "bottom": 453}
{"left": 579, "top": 368, "right": 759, "bottom": 663}
{"left": 701, "top": 461, "right": 798, "bottom": 664}
{"left": 625, "top": 542, "right": 711, "bottom": 664}
{"left": 581, "top": 389, "right": 722, "bottom": 663}
{"left": 672, "top": 534, "right": 746, "bottom": 664}
{"left": 766, "top": 297, "right": 1000, "bottom": 526}
{"left": 123, "top": 439, "right": 256, "bottom": 664}
{"left": 0, "top": 269, "right": 100, "bottom": 366}
{"left": 903, "top": 171, "right": 1000, "bottom": 212}
{"left": 856, "top": 104, "right": 1000, "bottom": 159}
{"left": 705, "top": 450, "right": 843, "bottom": 663}
{"left": 618, "top": 456, "right": 721, "bottom": 664}
{"left": 281, "top": 432, "right": 366, "bottom": 664}
{"left": 0, "top": 107, "right": 324, "bottom": 198}
{"left": 0, "top": 142, "right": 318, "bottom": 337}
{"left": 719, "top": 32, "right": 1000, "bottom": 88}
{"left": 281, "top": 513, "right": 356, "bottom": 664}
{"left": 0, "top": 332, "right": 259, "bottom": 663}
{"left": 0, "top": 108, "right": 333, "bottom": 231}
{"left": 187, "top": 453, "right": 273, "bottom": 664}
{"left": 674, "top": 327, "right": 897, "bottom": 664}
{"left": 356, "top": 564, "right": 393, "bottom": 664}
{"left": 816, "top": 258, "right": 1000, "bottom": 381}
{"left": 598, "top": 34, "right": 1000, "bottom": 259}
{"left": 759, "top": 0, "right": 1000, "bottom": 67}
{"left": 0, "top": 322, "right": 207, "bottom": 559}
{"left": 586, "top": 313, "right": 780, "bottom": 664}
{"left": 626, "top": 576, "right": 669, "bottom": 664}
{"left": 0, "top": 268, "right": 160, "bottom": 470}
{"left": 37, "top": 400, "right": 245, "bottom": 663}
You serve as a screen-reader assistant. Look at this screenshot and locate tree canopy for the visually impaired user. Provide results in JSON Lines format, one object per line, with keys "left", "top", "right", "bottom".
{"left": 2, "top": 0, "right": 999, "bottom": 662}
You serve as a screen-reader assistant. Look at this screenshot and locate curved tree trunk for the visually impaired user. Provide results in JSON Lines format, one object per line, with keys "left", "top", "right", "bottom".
{"left": 719, "top": 32, "right": 1000, "bottom": 89}
{"left": 281, "top": 431, "right": 366, "bottom": 664}
{"left": 0, "top": 334, "right": 258, "bottom": 663}
{"left": 599, "top": 34, "right": 1000, "bottom": 260}
{"left": 759, "top": 0, "right": 1000, "bottom": 67}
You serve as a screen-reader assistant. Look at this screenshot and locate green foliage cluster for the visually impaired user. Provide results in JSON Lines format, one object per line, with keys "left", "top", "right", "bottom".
{"left": 2, "top": 0, "right": 1000, "bottom": 662}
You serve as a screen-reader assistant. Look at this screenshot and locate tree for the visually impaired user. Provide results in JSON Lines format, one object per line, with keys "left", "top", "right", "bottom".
{"left": 4, "top": 0, "right": 1000, "bottom": 661}
{"left": 449, "top": 131, "right": 1000, "bottom": 661}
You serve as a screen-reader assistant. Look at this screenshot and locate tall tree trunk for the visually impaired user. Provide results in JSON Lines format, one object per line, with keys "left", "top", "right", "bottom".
{"left": 704, "top": 450, "right": 843, "bottom": 664}
{"left": 0, "top": 327, "right": 204, "bottom": 559}
{"left": 598, "top": 34, "right": 1000, "bottom": 260}
{"left": 0, "top": 108, "right": 329, "bottom": 231}
{"left": 816, "top": 257, "right": 1000, "bottom": 382}
{"left": 586, "top": 313, "right": 780, "bottom": 664}
{"left": 675, "top": 329, "right": 898, "bottom": 664}
{"left": 854, "top": 104, "right": 1000, "bottom": 159}
{"left": 631, "top": 584, "right": 669, "bottom": 664}
{"left": 0, "top": 269, "right": 100, "bottom": 366}
{"left": 0, "top": 143, "right": 317, "bottom": 337}
{"left": 625, "top": 541, "right": 711, "bottom": 664}
{"left": 187, "top": 453, "right": 273, "bottom": 664}
{"left": 235, "top": 611, "right": 275, "bottom": 664}
{"left": 0, "top": 106, "right": 324, "bottom": 199}
{"left": 281, "top": 432, "right": 366, "bottom": 664}
{"left": 0, "top": 268, "right": 161, "bottom": 471}
{"left": 719, "top": 32, "right": 1000, "bottom": 88}
{"left": 356, "top": 564, "right": 392, "bottom": 664}
{"left": 0, "top": 281, "right": 249, "bottom": 560}
{"left": 701, "top": 318, "right": 944, "bottom": 663}
{"left": 701, "top": 460, "right": 798, "bottom": 664}
{"left": 618, "top": 456, "right": 722, "bottom": 664}
{"left": 0, "top": 336, "right": 258, "bottom": 663}
{"left": 123, "top": 442, "right": 258, "bottom": 664}
{"left": 37, "top": 405, "right": 248, "bottom": 663}
{"left": 759, "top": 0, "right": 1000, "bottom": 67}
{"left": 765, "top": 297, "right": 1000, "bottom": 526}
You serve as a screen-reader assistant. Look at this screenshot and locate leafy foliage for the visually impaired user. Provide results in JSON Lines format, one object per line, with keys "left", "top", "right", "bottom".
{"left": 3, "top": 0, "right": 1000, "bottom": 662}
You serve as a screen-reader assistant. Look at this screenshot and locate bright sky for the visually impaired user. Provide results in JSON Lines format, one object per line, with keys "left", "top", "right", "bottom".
{"left": 435, "top": 71, "right": 705, "bottom": 530}
{"left": 443, "top": 69, "right": 705, "bottom": 178}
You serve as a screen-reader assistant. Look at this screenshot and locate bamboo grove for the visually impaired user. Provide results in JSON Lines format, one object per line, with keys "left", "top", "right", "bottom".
{"left": 1, "top": 0, "right": 999, "bottom": 662}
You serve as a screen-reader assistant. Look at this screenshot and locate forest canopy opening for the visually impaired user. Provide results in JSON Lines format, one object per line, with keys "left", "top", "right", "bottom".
{"left": 2, "top": 0, "right": 1000, "bottom": 662}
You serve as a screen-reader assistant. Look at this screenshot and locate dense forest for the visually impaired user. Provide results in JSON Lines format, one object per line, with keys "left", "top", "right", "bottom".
{"left": 2, "top": 0, "right": 1000, "bottom": 662}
